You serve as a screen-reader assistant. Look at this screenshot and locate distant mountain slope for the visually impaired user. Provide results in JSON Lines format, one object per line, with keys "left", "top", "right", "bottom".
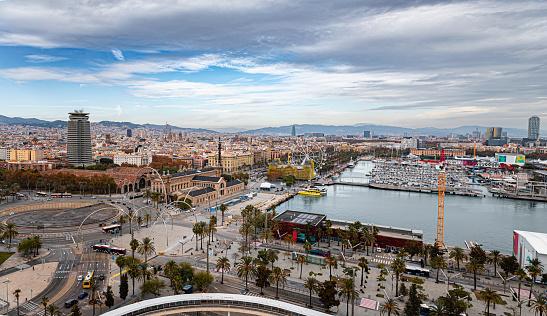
{"left": 242, "top": 124, "right": 538, "bottom": 137}
{"left": 0, "top": 115, "right": 217, "bottom": 133}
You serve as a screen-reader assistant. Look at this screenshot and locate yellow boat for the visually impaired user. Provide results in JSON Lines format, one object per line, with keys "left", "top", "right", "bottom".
{"left": 297, "top": 188, "right": 323, "bottom": 196}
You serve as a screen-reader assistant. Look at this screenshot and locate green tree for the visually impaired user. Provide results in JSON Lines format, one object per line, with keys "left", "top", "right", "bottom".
{"left": 119, "top": 273, "right": 129, "bottom": 300}
{"left": 339, "top": 277, "right": 358, "bottom": 316}
{"left": 4, "top": 222, "right": 18, "bottom": 245}
{"left": 480, "top": 288, "right": 499, "bottom": 315}
{"left": 526, "top": 265, "right": 542, "bottom": 305}
{"left": 193, "top": 271, "right": 214, "bottom": 291}
{"left": 297, "top": 254, "right": 307, "bottom": 279}
{"left": 449, "top": 247, "right": 467, "bottom": 270}
{"left": 13, "top": 288, "right": 21, "bottom": 316}
{"left": 128, "top": 263, "right": 141, "bottom": 296}
{"left": 71, "top": 302, "right": 82, "bottom": 316}
{"left": 137, "top": 237, "right": 155, "bottom": 262}
{"left": 235, "top": 255, "right": 257, "bottom": 291}
{"left": 129, "top": 239, "right": 139, "bottom": 258}
{"left": 140, "top": 277, "right": 166, "bottom": 297}
{"left": 488, "top": 250, "right": 502, "bottom": 277}
{"left": 255, "top": 265, "right": 271, "bottom": 295}
{"left": 391, "top": 257, "right": 406, "bottom": 297}
{"left": 429, "top": 300, "right": 449, "bottom": 316}
{"left": 46, "top": 304, "right": 62, "bottom": 316}
{"left": 469, "top": 244, "right": 487, "bottom": 264}
{"left": 441, "top": 284, "right": 473, "bottom": 315}
{"left": 399, "top": 283, "right": 407, "bottom": 297}
{"left": 41, "top": 296, "right": 49, "bottom": 316}
{"left": 304, "top": 277, "right": 319, "bottom": 308}
{"left": 358, "top": 257, "right": 369, "bottom": 286}
{"left": 266, "top": 249, "right": 279, "bottom": 270}
{"left": 465, "top": 259, "right": 485, "bottom": 290}
{"left": 318, "top": 280, "right": 340, "bottom": 312}
{"left": 500, "top": 255, "right": 519, "bottom": 276}
{"left": 529, "top": 295, "right": 547, "bottom": 316}
{"left": 380, "top": 298, "right": 400, "bottom": 316}
{"left": 431, "top": 255, "right": 447, "bottom": 283}
{"left": 163, "top": 260, "right": 178, "bottom": 288}
{"left": 216, "top": 256, "right": 230, "bottom": 284}
{"left": 326, "top": 255, "right": 338, "bottom": 280}
{"left": 269, "top": 266, "right": 288, "bottom": 299}
{"left": 219, "top": 203, "right": 227, "bottom": 224}
{"left": 404, "top": 284, "right": 422, "bottom": 316}
{"left": 104, "top": 286, "right": 114, "bottom": 309}
{"left": 90, "top": 278, "right": 99, "bottom": 316}
{"left": 115, "top": 256, "right": 126, "bottom": 275}
{"left": 515, "top": 267, "right": 527, "bottom": 302}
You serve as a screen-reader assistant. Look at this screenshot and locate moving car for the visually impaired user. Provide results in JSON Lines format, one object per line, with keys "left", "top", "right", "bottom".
{"left": 99, "top": 274, "right": 105, "bottom": 280}
{"left": 78, "top": 292, "right": 88, "bottom": 299}
{"left": 65, "top": 299, "right": 78, "bottom": 308}
{"left": 77, "top": 275, "right": 84, "bottom": 282}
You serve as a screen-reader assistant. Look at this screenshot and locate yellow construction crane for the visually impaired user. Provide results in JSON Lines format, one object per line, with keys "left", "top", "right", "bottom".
{"left": 437, "top": 166, "right": 445, "bottom": 248}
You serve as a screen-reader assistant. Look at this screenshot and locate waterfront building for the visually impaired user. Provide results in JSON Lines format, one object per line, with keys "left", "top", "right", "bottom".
{"left": 528, "top": 115, "right": 540, "bottom": 140}
{"left": 67, "top": 111, "right": 93, "bottom": 166}
{"left": 513, "top": 230, "right": 547, "bottom": 279}
{"left": 409, "top": 148, "right": 465, "bottom": 157}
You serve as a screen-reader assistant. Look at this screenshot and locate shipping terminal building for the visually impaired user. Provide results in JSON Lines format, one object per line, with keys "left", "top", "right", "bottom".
{"left": 273, "top": 210, "right": 423, "bottom": 250}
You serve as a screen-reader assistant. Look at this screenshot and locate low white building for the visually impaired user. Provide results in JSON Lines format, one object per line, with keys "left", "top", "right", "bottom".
{"left": 513, "top": 230, "right": 547, "bottom": 278}
{"left": 113, "top": 154, "right": 152, "bottom": 166}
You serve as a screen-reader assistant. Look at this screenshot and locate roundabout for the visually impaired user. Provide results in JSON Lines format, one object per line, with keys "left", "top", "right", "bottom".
{"left": 4, "top": 203, "right": 120, "bottom": 230}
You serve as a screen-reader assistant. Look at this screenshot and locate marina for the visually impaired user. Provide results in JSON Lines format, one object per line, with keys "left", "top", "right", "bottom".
{"left": 277, "top": 160, "right": 547, "bottom": 254}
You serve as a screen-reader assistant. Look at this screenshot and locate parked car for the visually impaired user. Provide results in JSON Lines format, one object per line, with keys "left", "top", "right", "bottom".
{"left": 141, "top": 223, "right": 147, "bottom": 227}
{"left": 91, "top": 196, "right": 96, "bottom": 199}
{"left": 182, "top": 285, "right": 193, "bottom": 294}
{"left": 376, "top": 248, "right": 382, "bottom": 253}
{"left": 65, "top": 299, "right": 78, "bottom": 308}
{"left": 78, "top": 293, "right": 88, "bottom": 300}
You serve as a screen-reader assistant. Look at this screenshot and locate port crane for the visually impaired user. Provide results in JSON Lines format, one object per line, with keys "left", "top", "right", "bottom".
{"left": 437, "top": 148, "right": 445, "bottom": 248}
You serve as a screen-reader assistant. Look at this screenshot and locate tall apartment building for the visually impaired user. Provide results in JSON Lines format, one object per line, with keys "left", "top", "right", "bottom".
{"left": 528, "top": 115, "right": 540, "bottom": 140}
{"left": 9, "top": 149, "right": 44, "bottom": 161}
{"left": 486, "top": 127, "right": 503, "bottom": 140}
{"left": 67, "top": 111, "right": 93, "bottom": 166}
{"left": 0, "top": 148, "right": 10, "bottom": 161}
{"left": 291, "top": 125, "right": 296, "bottom": 137}
{"left": 127, "top": 129, "right": 132, "bottom": 137}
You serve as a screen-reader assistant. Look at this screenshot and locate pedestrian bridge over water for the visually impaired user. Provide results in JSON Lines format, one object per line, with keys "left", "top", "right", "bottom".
{"left": 101, "top": 293, "right": 330, "bottom": 316}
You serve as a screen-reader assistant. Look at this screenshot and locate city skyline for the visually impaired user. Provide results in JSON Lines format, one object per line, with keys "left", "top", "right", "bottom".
{"left": 0, "top": 1, "right": 546, "bottom": 130}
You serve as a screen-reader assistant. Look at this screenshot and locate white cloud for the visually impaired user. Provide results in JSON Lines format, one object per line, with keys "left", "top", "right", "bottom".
{"left": 111, "top": 49, "right": 125, "bottom": 61}
{"left": 115, "top": 105, "right": 122, "bottom": 117}
{"left": 25, "top": 54, "right": 68, "bottom": 63}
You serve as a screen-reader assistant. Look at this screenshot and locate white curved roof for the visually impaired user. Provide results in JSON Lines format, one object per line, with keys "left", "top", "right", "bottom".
{"left": 102, "top": 293, "right": 330, "bottom": 316}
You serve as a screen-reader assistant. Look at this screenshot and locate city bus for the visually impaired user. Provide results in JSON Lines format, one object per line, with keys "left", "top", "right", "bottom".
{"left": 83, "top": 270, "right": 94, "bottom": 288}
{"left": 405, "top": 265, "right": 430, "bottom": 277}
{"left": 91, "top": 244, "right": 126, "bottom": 256}
{"left": 309, "top": 249, "right": 331, "bottom": 257}
{"left": 51, "top": 193, "right": 72, "bottom": 198}
{"left": 36, "top": 192, "right": 48, "bottom": 197}
{"left": 102, "top": 224, "right": 121, "bottom": 234}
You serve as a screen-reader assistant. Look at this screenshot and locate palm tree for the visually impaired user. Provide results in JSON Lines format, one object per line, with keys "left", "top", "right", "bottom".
{"left": 41, "top": 296, "right": 49, "bottom": 316}
{"left": 216, "top": 256, "right": 230, "bottom": 284}
{"left": 529, "top": 295, "right": 547, "bottom": 316}
{"left": 465, "top": 259, "right": 484, "bottom": 290}
{"left": 118, "top": 216, "right": 126, "bottom": 236}
{"left": 380, "top": 298, "right": 400, "bottom": 316}
{"left": 219, "top": 203, "right": 227, "bottom": 224}
{"left": 284, "top": 234, "right": 294, "bottom": 252}
{"left": 136, "top": 216, "right": 143, "bottom": 230}
{"left": 481, "top": 288, "right": 498, "bottom": 315}
{"left": 144, "top": 213, "right": 152, "bottom": 227}
{"left": 429, "top": 300, "right": 449, "bottom": 316}
{"left": 46, "top": 304, "right": 61, "bottom": 316}
{"left": 431, "top": 255, "right": 447, "bottom": 283}
{"left": 526, "top": 265, "right": 542, "bottom": 305}
{"left": 90, "top": 278, "right": 99, "bottom": 316}
{"left": 358, "top": 257, "right": 368, "bottom": 286}
{"left": 235, "top": 255, "right": 257, "bottom": 291}
{"left": 164, "top": 260, "right": 178, "bottom": 289}
{"left": 391, "top": 257, "right": 406, "bottom": 297}
{"left": 303, "top": 277, "right": 319, "bottom": 308}
{"left": 239, "top": 222, "right": 252, "bottom": 252}
{"left": 137, "top": 237, "right": 155, "bottom": 262}
{"left": 4, "top": 222, "right": 18, "bottom": 245}
{"left": 130, "top": 238, "right": 139, "bottom": 258}
{"left": 192, "top": 223, "right": 200, "bottom": 251}
{"left": 13, "top": 289, "right": 21, "bottom": 316}
{"left": 115, "top": 255, "right": 126, "bottom": 275}
{"left": 488, "top": 250, "right": 502, "bottom": 277}
{"left": 449, "top": 247, "right": 467, "bottom": 270}
{"left": 127, "top": 263, "right": 141, "bottom": 295}
{"left": 515, "top": 267, "right": 527, "bottom": 302}
{"left": 269, "top": 266, "right": 288, "bottom": 299}
{"left": 303, "top": 240, "right": 312, "bottom": 261}
{"left": 342, "top": 239, "right": 350, "bottom": 257}
{"left": 266, "top": 250, "right": 278, "bottom": 270}
{"left": 127, "top": 209, "right": 135, "bottom": 236}
{"left": 326, "top": 255, "right": 338, "bottom": 280}
{"left": 297, "top": 255, "right": 307, "bottom": 279}
{"left": 339, "top": 277, "right": 358, "bottom": 316}
{"left": 324, "top": 219, "right": 333, "bottom": 247}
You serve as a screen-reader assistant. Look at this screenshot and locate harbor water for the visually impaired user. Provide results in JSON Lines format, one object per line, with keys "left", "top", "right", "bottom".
{"left": 276, "top": 161, "right": 547, "bottom": 254}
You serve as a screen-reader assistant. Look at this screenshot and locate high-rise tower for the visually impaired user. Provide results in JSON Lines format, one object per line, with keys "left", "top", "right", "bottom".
{"left": 291, "top": 125, "right": 296, "bottom": 137}
{"left": 528, "top": 115, "right": 540, "bottom": 140}
{"left": 67, "top": 111, "right": 92, "bottom": 166}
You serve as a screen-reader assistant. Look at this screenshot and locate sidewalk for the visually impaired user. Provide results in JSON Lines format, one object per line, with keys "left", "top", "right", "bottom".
{"left": 0, "top": 248, "right": 51, "bottom": 271}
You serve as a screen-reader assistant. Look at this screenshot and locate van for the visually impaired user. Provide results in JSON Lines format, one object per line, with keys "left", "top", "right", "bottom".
{"left": 182, "top": 285, "right": 193, "bottom": 294}
{"left": 65, "top": 299, "right": 78, "bottom": 308}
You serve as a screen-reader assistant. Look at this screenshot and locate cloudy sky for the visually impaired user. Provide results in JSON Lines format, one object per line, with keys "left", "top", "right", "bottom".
{"left": 0, "top": 0, "right": 546, "bottom": 131}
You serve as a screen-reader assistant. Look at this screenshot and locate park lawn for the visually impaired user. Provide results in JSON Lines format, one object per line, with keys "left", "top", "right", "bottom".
{"left": 0, "top": 252, "right": 14, "bottom": 265}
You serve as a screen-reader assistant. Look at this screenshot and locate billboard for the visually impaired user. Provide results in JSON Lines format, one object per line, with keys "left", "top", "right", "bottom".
{"left": 495, "top": 154, "right": 525, "bottom": 166}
